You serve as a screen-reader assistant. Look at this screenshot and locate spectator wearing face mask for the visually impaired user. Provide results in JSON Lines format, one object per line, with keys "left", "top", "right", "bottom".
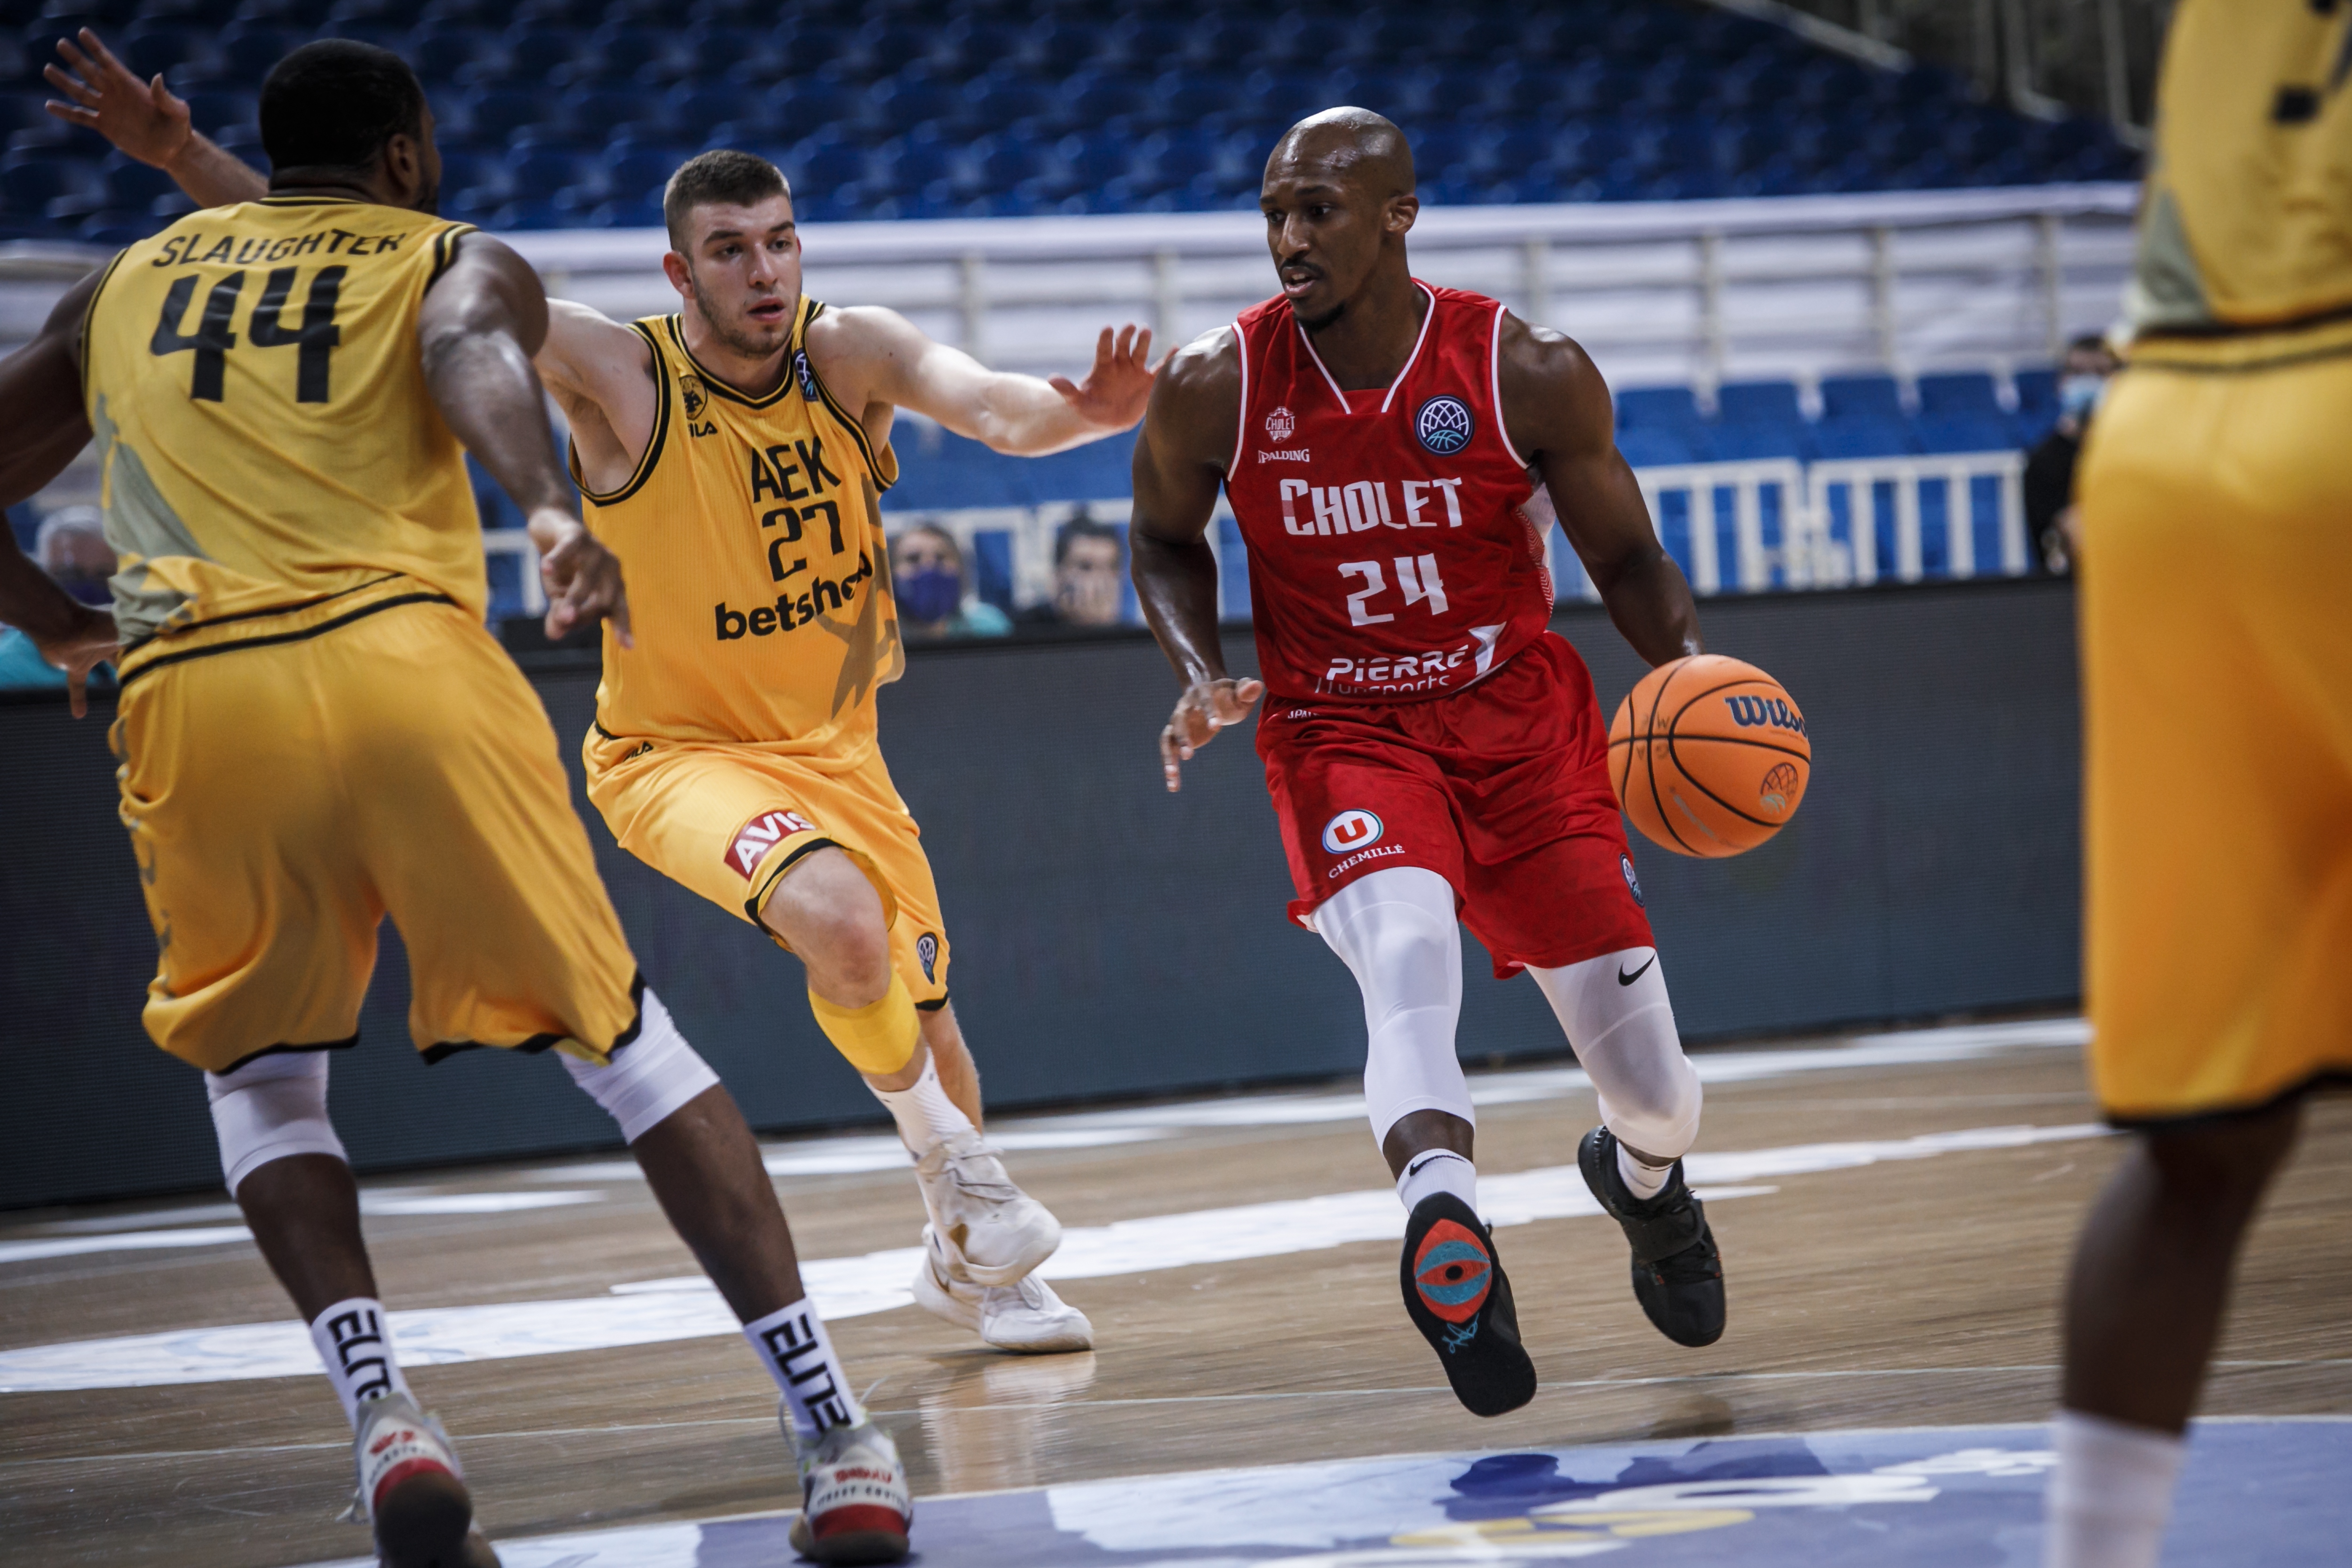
{"left": 2023, "top": 335, "right": 2119, "bottom": 575}
{"left": 1016, "top": 512, "right": 1128, "bottom": 628}
{"left": 0, "top": 506, "right": 117, "bottom": 691}
{"left": 890, "top": 523, "right": 1010, "bottom": 642}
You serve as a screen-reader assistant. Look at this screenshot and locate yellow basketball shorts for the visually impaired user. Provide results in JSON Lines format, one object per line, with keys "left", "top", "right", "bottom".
{"left": 2077, "top": 334, "right": 2352, "bottom": 1124}
{"left": 582, "top": 731, "right": 953, "bottom": 1008}
{"left": 111, "top": 595, "right": 644, "bottom": 1075}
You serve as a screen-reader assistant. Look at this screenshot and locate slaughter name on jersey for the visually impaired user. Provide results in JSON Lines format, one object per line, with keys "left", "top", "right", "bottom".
{"left": 1224, "top": 282, "right": 1554, "bottom": 703}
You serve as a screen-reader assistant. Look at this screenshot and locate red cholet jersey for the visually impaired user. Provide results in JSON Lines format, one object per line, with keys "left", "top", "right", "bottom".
{"left": 1224, "top": 282, "right": 1555, "bottom": 704}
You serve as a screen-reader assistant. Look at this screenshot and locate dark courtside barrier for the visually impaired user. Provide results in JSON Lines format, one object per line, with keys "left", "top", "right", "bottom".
{"left": 0, "top": 578, "right": 2080, "bottom": 1208}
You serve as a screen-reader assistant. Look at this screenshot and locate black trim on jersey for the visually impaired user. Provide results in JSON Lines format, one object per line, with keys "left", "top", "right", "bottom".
{"left": 744, "top": 836, "right": 843, "bottom": 925}
{"left": 215, "top": 1031, "right": 362, "bottom": 1077}
{"left": 2136, "top": 299, "right": 2352, "bottom": 343}
{"left": 426, "top": 223, "right": 479, "bottom": 289}
{"left": 666, "top": 311, "right": 796, "bottom": 409}
{"left": 2104, "top": 1066, "right": 2352, "bottom": 1131}
{"left": 2127, "top": 337, "right": 2352, "bottom": 377}
{"left": 795, "top": 299, "right": 893, "bottom": 492}
{"left": 116, "top": 590, "right": 457, "bottom": 688}
{"left": 421, "top": 971, "right": 648, "bottom": 1066}
{"left": 117, "top": 574, "right": 405, "bottom": 660}
{"left": 255, "top": 196, "right": 367, "bottom": 207}
{"left": 78, "top": 249, "right": 131, "bottom": 406}
{"left": 572, "top": 319, "right": 672, "bottom": 506}
{"left": 914, "top": 995, "right": 949, "bottom": 1012}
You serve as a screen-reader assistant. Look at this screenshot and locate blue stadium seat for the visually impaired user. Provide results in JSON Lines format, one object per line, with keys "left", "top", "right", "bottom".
{"left": 1616, "top": 426, "right": 1697, "bottom": 468}
{"left": 1616, "top": 386, "right": 1703, "bottom": 432}
{"left": 1819, "top": 374, "right": 1905, "bottom": 421}
{"left": 452, "top": 88, "right": 548, "bottom": 145}
{"left": 961, "top": 72, "right": 1053, "bottom": 134}
{"left": 1915, "top": 371, "right": 2003, "bottom": 418}
{"left": 2013, "top": 368, "right": 2058, "bottom": 420}
{"left": 1716, "top": 381, "right": 1804, "bottom": 426}
{"left": 101, "top": 152, "right": 177, "bottom": 210}
{"left": 1911, "top": 414, "right": 2015, "bottom": 454}
{"left": 215, "top": 25, "right": 298, "bottom": 82}
{"left": 1019, "top": 18, "right": 1104, "bottom": 75}
{"left": 1098, "top": 16, "right": 1185, "bottom": 72}
{"left": 1708, "top": 421, "right": 1811, "bottom": 462}
{"left": 118, "top": 24, "right": 203, "bottom": 80}
{"left": 1812, "top": 417, "right": 1915, "bottom": 459}
{"left": 0, "top": 158, "right": 95, "bottom": 214}
{"left": 405, "top": 24, "right": 492, "bottom": 85}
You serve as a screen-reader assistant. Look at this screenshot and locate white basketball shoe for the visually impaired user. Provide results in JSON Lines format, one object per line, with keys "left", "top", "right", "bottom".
{"left": 912, "top": 1130, "right": 1060, "bottom": 1287}
{"left": 348, "top": 1392, "right": 499, "bottom": 1566}
{"left": 913, "top": 1224, "right": 1094, "bottom": 1353}
{"left": 781, "top": 1405, "right": 913, "bottom": 1566}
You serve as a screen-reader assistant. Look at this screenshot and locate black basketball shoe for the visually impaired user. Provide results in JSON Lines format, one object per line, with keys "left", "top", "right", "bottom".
{"left": 1578, "top": 1125, "right": 1726, "bottom": 1348}
{"left": 1399, "top": 1192, "right": 1538, "bottom": 1417}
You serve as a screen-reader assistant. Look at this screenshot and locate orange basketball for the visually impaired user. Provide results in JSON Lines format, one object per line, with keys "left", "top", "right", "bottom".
{"left": 1609, "top": 655, "right": 1812, "bottom": 858}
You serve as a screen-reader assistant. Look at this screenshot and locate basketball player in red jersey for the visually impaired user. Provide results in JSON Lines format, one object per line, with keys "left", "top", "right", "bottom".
{"left": 1132, "top": 109, "right": 1723, "bottom": 1415}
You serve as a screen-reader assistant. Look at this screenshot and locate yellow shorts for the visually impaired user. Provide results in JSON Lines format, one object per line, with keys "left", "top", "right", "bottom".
{"left": 112, "top": 594, "right": 644, "bottom": 1075}
{"left": 583, "top": 730, "right": 953, "bottom": 1007}
{"left": 2077, "top": 329, "right": 2352, "bottom": 1123}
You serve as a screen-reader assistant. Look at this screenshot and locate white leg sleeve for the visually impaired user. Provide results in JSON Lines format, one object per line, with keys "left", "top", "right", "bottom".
{"left": 206, "top": 1051, "right": 347, "bottom": 1195}
{"left": 1529, "top": 945, "right": 1702, "bottom": 1162}
{"left": 564, "top": 989, "right": 721, "bottom": 1143}
{"left": 1316, "top": 867, "right": 1471, "bottom": 1149}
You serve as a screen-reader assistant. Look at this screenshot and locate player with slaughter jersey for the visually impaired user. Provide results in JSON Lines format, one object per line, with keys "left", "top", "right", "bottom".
{"left": 1131, "top": 109, "right": 1726, "bottom": 1416}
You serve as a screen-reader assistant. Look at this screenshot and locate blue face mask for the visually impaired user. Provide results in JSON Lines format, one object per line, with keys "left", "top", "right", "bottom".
{"left": 896, "top": 566, "right": 962, "bottom": 625}
{"left": 2059, "top": 374, "right": 2104, "bottom": 420}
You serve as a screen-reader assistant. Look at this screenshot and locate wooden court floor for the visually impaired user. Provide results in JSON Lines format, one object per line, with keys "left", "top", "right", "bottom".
{"left": 3, "top": 1023, "right": 2348, "bottom": 1566}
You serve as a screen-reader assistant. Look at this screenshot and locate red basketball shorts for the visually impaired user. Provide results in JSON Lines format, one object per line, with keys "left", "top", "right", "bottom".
{"left": 1255, "top": 633, "right": 1654, "bottom": 978}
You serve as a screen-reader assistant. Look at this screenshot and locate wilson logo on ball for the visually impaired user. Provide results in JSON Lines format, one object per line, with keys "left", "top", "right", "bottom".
{"left": 1414, "top": 395, "right": 1474, "bottom": 455}
{"left": 1322, "top": 809, "right": 1384, "bottom": 854}
{"left": 1724, "top": 694, "right": 1807, "bottom": 736}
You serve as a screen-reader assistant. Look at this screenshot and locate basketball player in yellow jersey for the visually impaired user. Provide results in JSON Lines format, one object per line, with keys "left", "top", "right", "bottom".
{"left": 2043, "top": 6, "right": 2352, "bottom": 1566}
{"left": 23, "top": 39, "right": 914, "bottom": 1566}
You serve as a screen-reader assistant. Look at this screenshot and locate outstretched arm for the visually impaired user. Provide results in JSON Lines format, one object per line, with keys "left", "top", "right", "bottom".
{"left": 420, "top": 234, "right": 631, "bottom": 646}
{"left": 0, "top": 268, "right": 117, "bottom": 716}
{"left": 45, "top": 29, "right": 267, "bottom": 209}
{"left": 1496, "top": 314, "right": 1700, "bottom": 666}
{"left": 821, "top": 307, "right": 1156, "bottom": 455}
{"left": 1130, "top": 327, "right": 1261, "bottom": 792}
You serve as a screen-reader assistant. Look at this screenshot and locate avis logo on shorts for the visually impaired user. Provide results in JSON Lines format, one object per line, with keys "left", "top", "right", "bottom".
{"left": 1322, "top": 809, "right": 1384, "bottom": 855}
{"left": 725, "top": 808, "right": 818, "bottom": 879}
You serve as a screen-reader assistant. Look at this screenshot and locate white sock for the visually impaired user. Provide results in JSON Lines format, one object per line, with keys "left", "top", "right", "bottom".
{"left": 871, "top": 1051, "right": 974, "bottom": 1156}
{"left": 1617, "top": 1142, "right": 1675, "bottom": 1201}
{"left": 1397, "top": 1150, "right": 1478, "bottom": 1215}
{"left": 309, "top": 1297, "right": 412, "bottom": 1431}
{"left": 2045, "top": 1408, "right": 2186, "bottom": 1568}
{"left": 745, "top": 1298, "right": 864, "bottom": 1440}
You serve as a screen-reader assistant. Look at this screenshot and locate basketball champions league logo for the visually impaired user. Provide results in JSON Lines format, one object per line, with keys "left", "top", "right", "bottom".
{"left": 1415, "top": 395, "right": 1474, "bottom": 455}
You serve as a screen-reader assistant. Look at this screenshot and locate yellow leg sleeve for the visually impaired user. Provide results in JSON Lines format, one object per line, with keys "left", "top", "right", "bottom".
{"left": 807, "top": 974, "right": 920, "bottom": 1075}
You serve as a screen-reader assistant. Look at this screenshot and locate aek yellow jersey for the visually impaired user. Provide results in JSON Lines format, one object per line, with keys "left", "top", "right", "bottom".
{"left": 577, "top": 298, "right": 903, "bottom": 763}
{"left": 2130, "top": 0, "right": 2352, "bottom": 334}
{"left": 80, "top": 196, "right": 486, "bottom": 650}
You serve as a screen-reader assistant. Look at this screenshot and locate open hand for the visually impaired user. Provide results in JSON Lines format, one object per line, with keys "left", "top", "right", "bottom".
{"left": 45, "top": 29, "right": 191, "bottom": 169}
{"left": 1160, "top": 676, "right": 1263, "bottom": 793}
{"left": 533, "top": 510, "right": 633, "bottom": 648}
{"left": 34, "top": 602, "right": 119, "bottom": 720}
{"left": 1048, "top": 325, "right": 1158, "bottom": 434}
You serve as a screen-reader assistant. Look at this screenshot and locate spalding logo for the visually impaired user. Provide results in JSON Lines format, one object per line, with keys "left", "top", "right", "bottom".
{"left": 1322, "top": 809, "right": 1384, "bottom": 854}
{"left": 1415, "top": 395, "right": 1474, "bottom": 455}
{"left": 1759, "top": 762, "right": 1800, "bottom": 816}
{"left": 1724, "top": 693, "right": 1807, "bottom": 737}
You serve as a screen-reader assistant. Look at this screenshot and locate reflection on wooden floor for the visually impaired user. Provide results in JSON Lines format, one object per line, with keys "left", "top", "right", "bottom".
{"left": 3, "top": 1019, "right": 2346, "bottom": 1567}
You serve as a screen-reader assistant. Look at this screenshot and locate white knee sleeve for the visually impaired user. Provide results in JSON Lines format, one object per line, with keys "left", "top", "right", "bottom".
{"left": 1317, "top": 867, "right": 1472, "bottom": 1148}
{"left": 1529, "top": 946, "right": 1702, "bottom": 1162}
{"left": 206, "top": 1051, "right": 347, "bottom": 1195}
{"left": 564, "top": 989, "right": 720, "bottom": 1143}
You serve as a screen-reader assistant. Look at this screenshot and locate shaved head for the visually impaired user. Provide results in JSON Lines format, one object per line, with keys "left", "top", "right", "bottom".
{"left": 1269, "top": 107, "right": 1416, "bottom": 199}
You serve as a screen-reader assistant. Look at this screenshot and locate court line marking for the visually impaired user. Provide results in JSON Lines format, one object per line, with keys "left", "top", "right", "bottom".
{"left": 526, "top": 1016, "right": 2090, "bottom": 1182}
{"left": 0, "top": 1191, "right": 606, "bottom": 1266}
{"left": 0, "top": 1121, "right": 2107, "bottom": 1393}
